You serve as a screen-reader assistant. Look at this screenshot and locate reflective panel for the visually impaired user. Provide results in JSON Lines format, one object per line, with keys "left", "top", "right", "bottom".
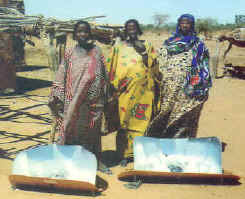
{"left": 134, "top": 136, "right": 222, "bottom": 174}
{"left": 12, "top": 144, "right": 97, "bottom": 184}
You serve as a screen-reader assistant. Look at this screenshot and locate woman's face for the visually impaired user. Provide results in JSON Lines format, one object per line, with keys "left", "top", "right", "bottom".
{"left": 179, "top": 18, "right": 192, "bottom": 35}
{"left": 126, "top": 22, "right": 138, "bottom": 39}
{"left": 75, "top": 23, "right": 90, "bottom": 44}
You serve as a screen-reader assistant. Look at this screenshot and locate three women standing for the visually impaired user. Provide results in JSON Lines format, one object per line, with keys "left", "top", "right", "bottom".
{"left": 49, "top": 15, "right": 212, "bottom": 170}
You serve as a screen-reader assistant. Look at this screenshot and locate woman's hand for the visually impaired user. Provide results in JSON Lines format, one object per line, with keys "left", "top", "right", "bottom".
{"left": 218, "top": 35, "right": 228, "bottom": 42}
{"left": 89, "top": 111, "right": 102, "bottom": 128}
{"left": 133, "top": 40, "right": 146, "bottom": 55}
{"left": 133, "top": 40, "right": 148, "bottom": 67}
{"left": 48, "top": 97, "right": 64, "bottom": 118}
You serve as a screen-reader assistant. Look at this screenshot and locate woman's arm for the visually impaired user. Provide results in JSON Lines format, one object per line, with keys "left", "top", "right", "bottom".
{"left": 219, "top": 35, "right": 245, "bottom": 47}
{"left": 48, "top": 49, "right": 71, "bottom": 111}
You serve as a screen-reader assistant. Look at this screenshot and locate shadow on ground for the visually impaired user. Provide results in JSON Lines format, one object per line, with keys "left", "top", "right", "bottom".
{"left": 16, "top": 76, "right": 52, "bottom": 94}
{"left": 16, "top": 65, "right": 49, "bottom": 72}
{"left": 0, "top": 103, "right": 51, "bottom": 160}
{"left": 0, "top": 104, "right": 51, "bottom": 124}
{"left": 101, "top": 150, "right": 121, "bottom": 167}
{"left": 15, "top": 64, "right": 52, "bottom": 94}
{"left": 11, "top": 183, "right": 103, "bottom": 197}
{"left": 0, "top": 130, "right": 50, "bottom": 160}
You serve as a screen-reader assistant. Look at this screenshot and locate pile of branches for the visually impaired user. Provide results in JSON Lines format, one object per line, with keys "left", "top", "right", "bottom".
{"left": 38, "top": 16, "right": 124, "bottom": 44}
{"left": 0, "top": 7, "right": 41, "bottom": 31}
{"left": 0, "top": 7, "right": 124, "bottom": 44}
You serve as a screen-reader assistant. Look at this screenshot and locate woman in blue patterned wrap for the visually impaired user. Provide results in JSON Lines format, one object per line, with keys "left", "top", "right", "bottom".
{"left": 146, "top": 14, "right": 212, "bottom": 138}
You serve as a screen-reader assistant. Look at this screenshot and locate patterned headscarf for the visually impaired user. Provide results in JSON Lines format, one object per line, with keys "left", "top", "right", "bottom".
{"left": 164, "top": 14, "right": 212, "bottom": 97}
{"left": 165, "top": 14, "right": 197, "bottom": 55}
{"left": 176, "top": 14, "right": 195, "bottom": 35}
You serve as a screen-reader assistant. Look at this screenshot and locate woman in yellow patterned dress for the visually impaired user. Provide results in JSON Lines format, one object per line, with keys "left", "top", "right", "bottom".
{"left": 106, "top": 19, "right": 158, "bottom": 167}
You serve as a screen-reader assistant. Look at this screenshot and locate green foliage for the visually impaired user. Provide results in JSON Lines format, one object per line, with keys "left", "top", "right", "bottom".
{"left": 235, "top": 15, "right": 245, "bottom": 26}
{"left": 152, "top": 13, "right": 169, "bottom": 28}
{"left": 140, "top": 16, "right": 239, "bottom": 35}
{"left": 196, "top": 17, "right": 219, "bottom": 34}
{"left": 195, "top": 17, "right": 240, "bottom": 33}
{"left": 140, "top": 24, "right": 154, "bottom": 31}
{"left": 140, "top": 23, "right": 176, "bottom": 34}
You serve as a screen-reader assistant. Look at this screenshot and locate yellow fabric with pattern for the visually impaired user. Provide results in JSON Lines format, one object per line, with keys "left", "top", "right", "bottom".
{"left": 106, "top": 40, "right": 157, "bottom": 158}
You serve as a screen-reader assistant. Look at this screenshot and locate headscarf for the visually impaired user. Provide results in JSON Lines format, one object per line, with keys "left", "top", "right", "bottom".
{"left": 176, "top": 14, "right": 195, "bottom": 35}
{"left": 164, "top": 14, "right": 212, "bottom": 97}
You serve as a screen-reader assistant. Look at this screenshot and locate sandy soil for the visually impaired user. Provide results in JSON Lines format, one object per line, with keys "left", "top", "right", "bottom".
{"left": 0, "top": 33, "right": 245, "bottom": 199}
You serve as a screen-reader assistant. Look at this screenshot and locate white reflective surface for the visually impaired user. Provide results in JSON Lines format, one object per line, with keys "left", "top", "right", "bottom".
{"left": 134, "top": 137, "right": 222, "bottom": 174}
{"left": 12, "top": 144, "right": 97, "bottom": 184}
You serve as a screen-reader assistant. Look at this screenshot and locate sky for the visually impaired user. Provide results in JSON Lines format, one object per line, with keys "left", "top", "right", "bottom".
{"left": 24, "top": 0, "right": 245, "bottom": 25}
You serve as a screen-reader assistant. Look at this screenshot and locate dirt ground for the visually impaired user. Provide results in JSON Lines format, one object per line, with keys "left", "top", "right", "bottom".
{"left": 0, "top": 32, "right": 245, "bottom": 199}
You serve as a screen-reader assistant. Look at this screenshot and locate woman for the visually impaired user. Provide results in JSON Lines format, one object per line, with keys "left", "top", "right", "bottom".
{"left": 48, "top": 21, "right": 111, "bottom": 174}
{"left": 106, "top": 19, "right": 158, "bottom": 166}
{"left": 146, "top": 14, "right": 212, "bottom": 138}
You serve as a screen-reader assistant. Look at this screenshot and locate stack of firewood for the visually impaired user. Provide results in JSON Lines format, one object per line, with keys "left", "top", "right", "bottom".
{"left": 0, "top": 7, "right": 123, "bottom": 44}
{"left": 0, "top": 7, "right": 40, "bottom": 31}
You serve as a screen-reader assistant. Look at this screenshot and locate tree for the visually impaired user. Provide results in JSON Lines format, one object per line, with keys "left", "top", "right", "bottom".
{"left": 152, "top": 13, "right": 169, "bottom": 28}
{"left": 235, "top": 15, "right": 245, "bottom": 27}
{"left": 195, "top": 17, "right": 219, "bottom": 38}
